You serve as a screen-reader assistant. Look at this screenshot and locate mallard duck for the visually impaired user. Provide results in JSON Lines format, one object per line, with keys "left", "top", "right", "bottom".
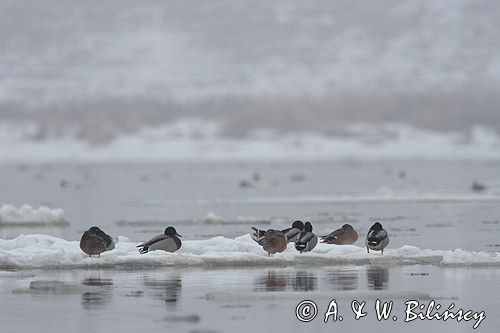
{"left": 260, "top": 229, "right": 287, "bottom": 256}
{"left": 365, "top": 222, "right": 389, "bottom": 254}
{"left": 137, "top": 226, "right": 182, "bottom": 254}
{"left": 320, "top": 224, "right": 358, "bottom": 245}
{"left": 281, "top": 220, "right": 304, "bottom": 243}
{"left": 295, "top": 221, "right": 318, "bottom": 253}
{"left": 251, "top": 220, "right": 304, "bottom": 244}
{"left": 80, "top": 226, "right": 115, "bottom": 257}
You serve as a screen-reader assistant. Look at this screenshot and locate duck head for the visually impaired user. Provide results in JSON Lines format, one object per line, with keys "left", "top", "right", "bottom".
{"left": 292, "top": 220, "right": 304, "bottom": 230}
{"left": 370, "top": 222, "right": 383, "bottom": 231}
{"left": 342, "top": 224, "right": 353, "bottom": 230}
{"left": 88, "top": 226, "right": 101, "bottom": 234}
{"left": 304, "top": 222, "right": 313, "bottom": 232}
{"left": 165, "top": 226, "right": 182, "bottom": 237}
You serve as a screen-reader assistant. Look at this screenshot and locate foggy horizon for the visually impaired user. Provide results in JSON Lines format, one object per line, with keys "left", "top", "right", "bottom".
{"left": 1, "top": 0, "right": 500, "bottom": 145}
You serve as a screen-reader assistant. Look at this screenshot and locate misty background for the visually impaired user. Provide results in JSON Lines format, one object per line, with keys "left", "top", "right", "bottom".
{"left": 1, "top": 0, "right": 500, "bottom": 146}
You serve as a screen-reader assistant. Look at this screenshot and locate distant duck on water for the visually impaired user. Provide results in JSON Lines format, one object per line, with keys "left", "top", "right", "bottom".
{"left": 137, "top": 226, "right": 182, "bottom": 254}
{"left": 80, "top": 226, "right": 115, "bottom": 257}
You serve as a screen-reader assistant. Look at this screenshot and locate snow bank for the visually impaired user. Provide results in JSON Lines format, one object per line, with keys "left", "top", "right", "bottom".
{"left": 1, "top": 234, "right": 500, "bottom": 270}
{"left": 0, "top": 205, "right": 68, "bottom": 226}
{"left": 0, "top": 121, "right": 499, "bottom": 163}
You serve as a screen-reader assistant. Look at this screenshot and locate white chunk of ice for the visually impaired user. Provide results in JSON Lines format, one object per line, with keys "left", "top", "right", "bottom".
{"left": 0, "top": 205, "right": 68, "bottom": 226}
{"left": 1, "top": 233, "right": 500, "bottom": 270}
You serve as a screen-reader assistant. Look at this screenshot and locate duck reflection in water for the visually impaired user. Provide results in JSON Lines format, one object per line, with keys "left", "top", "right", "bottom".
{"left": 143, "top": 274, "right": 182, "bottom": 309}
{"left": 292, "top": 271, "right": 318, "bottom": 292}
{"left": 80, "top": 276, "right": 114, "bottom": 310}
{"left": 255, "top": 270, "right": 287, "bottom": 292}
{"left": 325, "top": 269, "right": 358, "bottom": 291}
{"left": 367, "top": 266, "right": 389, "bottom": 290}
{"left": 255, "top": 270, "right": 318, "bottom": 292}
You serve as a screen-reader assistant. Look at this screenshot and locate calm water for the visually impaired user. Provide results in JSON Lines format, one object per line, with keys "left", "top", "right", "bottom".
{"left": 1, "top": 265, "right": 499, "bottom": 332}
{"left": 1, "top": 161, "right": 500, "bottom": 332}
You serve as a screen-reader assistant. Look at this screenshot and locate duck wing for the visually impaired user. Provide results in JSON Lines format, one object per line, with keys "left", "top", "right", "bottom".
{"left": 295, "top": 232, "right": 318, "bottom": 252}
{"left": 137, "top": 234, "right": 168, "bottom": 248}
{"left": 138, "top": 234, "right": 182, "bottom": 253}
{"left": 150, "top": 236, "right": 181, "bottom": 252}
{"left": 320, "top": 228, "right": 345, "bottom": 243}
{"left": 281, "top": 227, "right": 301, "bottom": 242}
{"left": 366, "top": 229, "right": 388, "bottom": 245}
{"left": 94, "top": 229, "right": 115, "bottom": 250}
{"left": 80, "top": 231, "right": 108, "bottom": 255}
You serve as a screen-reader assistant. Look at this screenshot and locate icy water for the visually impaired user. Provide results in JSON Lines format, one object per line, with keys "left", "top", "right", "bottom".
{"left": 1, "top": 266, "right": 499, "bottom": 332}
{"left": 1, "top": 161, "right": 500, "bottom": 332}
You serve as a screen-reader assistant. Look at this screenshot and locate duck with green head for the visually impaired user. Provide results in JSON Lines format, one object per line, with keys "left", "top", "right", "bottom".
{"left": 365, "top": 222, "right": 389, "bottom": 254}
{"left": 137, "top": 226, "right": 182, "bottom": 254}
{"left": 294, "top": 222, "right": 318, "bottom": 253}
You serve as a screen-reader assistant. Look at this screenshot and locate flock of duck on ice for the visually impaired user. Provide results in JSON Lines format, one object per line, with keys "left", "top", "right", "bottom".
{"left": 79, "top": 221, "right": 389, "bottom": 257}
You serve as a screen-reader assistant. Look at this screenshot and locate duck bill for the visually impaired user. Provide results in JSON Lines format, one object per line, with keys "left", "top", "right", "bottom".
{"left": 176, "top": 233, "right": 182, "bottom": 237}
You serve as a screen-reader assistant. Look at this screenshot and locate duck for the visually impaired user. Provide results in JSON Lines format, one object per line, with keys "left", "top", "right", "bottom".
{"left": 137, "top": 226, "right": 182, "bottom": 254}
{"left": 365, "top": 222, "right": 389, "bottom": 254}
{"left": 295, "top": 221, "right": 318, "bottom": 253}
{"left": 251, "top": 220, "right": 304, "bottom": 244}
{"left": 320, "top": 224, "right": 358, "bottom": 245}
{"left": 250, "top": 227, "right": 266, "bottom": 244}
{"left": 281, "top": 220, "right": 305, "bottom": 243}
{"left": 80, "top": 226, "right": 115, "bottom": 257}
{"left": 260, "top": 229, "right": 287, "bottom": 256}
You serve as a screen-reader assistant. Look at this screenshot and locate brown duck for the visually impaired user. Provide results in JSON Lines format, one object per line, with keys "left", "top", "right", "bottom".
{"left": 80, "top": 226, "right": 115, "bottom": 257}
{"left": 259, "top": 229, "right": 287, "bottom": 256}
{"left": 320, "top": 224, "right": 358, "bottom": 245}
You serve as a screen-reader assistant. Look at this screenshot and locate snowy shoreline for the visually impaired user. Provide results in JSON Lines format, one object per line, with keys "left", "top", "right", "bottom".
{"left": 1, "top": 234, "right": 500, "bottom": 270}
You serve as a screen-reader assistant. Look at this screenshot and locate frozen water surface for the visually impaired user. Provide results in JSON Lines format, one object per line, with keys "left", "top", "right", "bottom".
{"left": 1, "top": 161, "right": 500, "bottom": 332}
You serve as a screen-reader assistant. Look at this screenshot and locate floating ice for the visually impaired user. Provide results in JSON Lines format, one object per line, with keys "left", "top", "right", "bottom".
{"left": 0, "top": 121, "right": 499, "bottom": 162}
{"left": 0, "top": 205, "right": 68, "bottom": 227}
{"left": 1, "top": 234, "right": 500, "bottom": 270}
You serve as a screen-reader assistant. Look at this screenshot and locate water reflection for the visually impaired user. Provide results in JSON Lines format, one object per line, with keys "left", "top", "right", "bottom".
{"left": 325, "top": 269, "right": 358, "bottom": 291}
{"left": 81, "top": 291, "right": 112, "bottom": 310}
{"left": 367, "top": 266, "right": 389, "bottom": 290}
{"left": 81, "top": 277, "right": 113, "bottom": 287}
{"left": 254, "top": 270, "right": 318, "bottom": 292}
{"left": 80, "top": 276, "right": 113, "bottom": 310}
{"left": 255, "top": 270, "right": 287, "bottom": 292}
{"left": 142, "top": 273, "right": 182, "bottom": 309}
{"left": 291, "top": 271, "right": 317, "bottom": 292}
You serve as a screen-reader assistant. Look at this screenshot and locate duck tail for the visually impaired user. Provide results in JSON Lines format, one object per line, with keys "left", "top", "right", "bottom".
{"left": 295, "top": 242, "right": 306, "bottom": 251}
{"left": 251, "top": 227, "right": 265, "bottom": 237}
{"left": 138, "top": 246, "right": 149, "bottom": 254}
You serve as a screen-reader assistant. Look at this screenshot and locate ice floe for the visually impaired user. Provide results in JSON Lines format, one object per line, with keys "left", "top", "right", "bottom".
{"left": 1, "top": 121, "right": 499, "bottom": 163}
{"left": 0, "top": 205, "right": 68, "bottom": 227}
{"left": 1, "top": 234, "right": 500, "bottom": 270}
